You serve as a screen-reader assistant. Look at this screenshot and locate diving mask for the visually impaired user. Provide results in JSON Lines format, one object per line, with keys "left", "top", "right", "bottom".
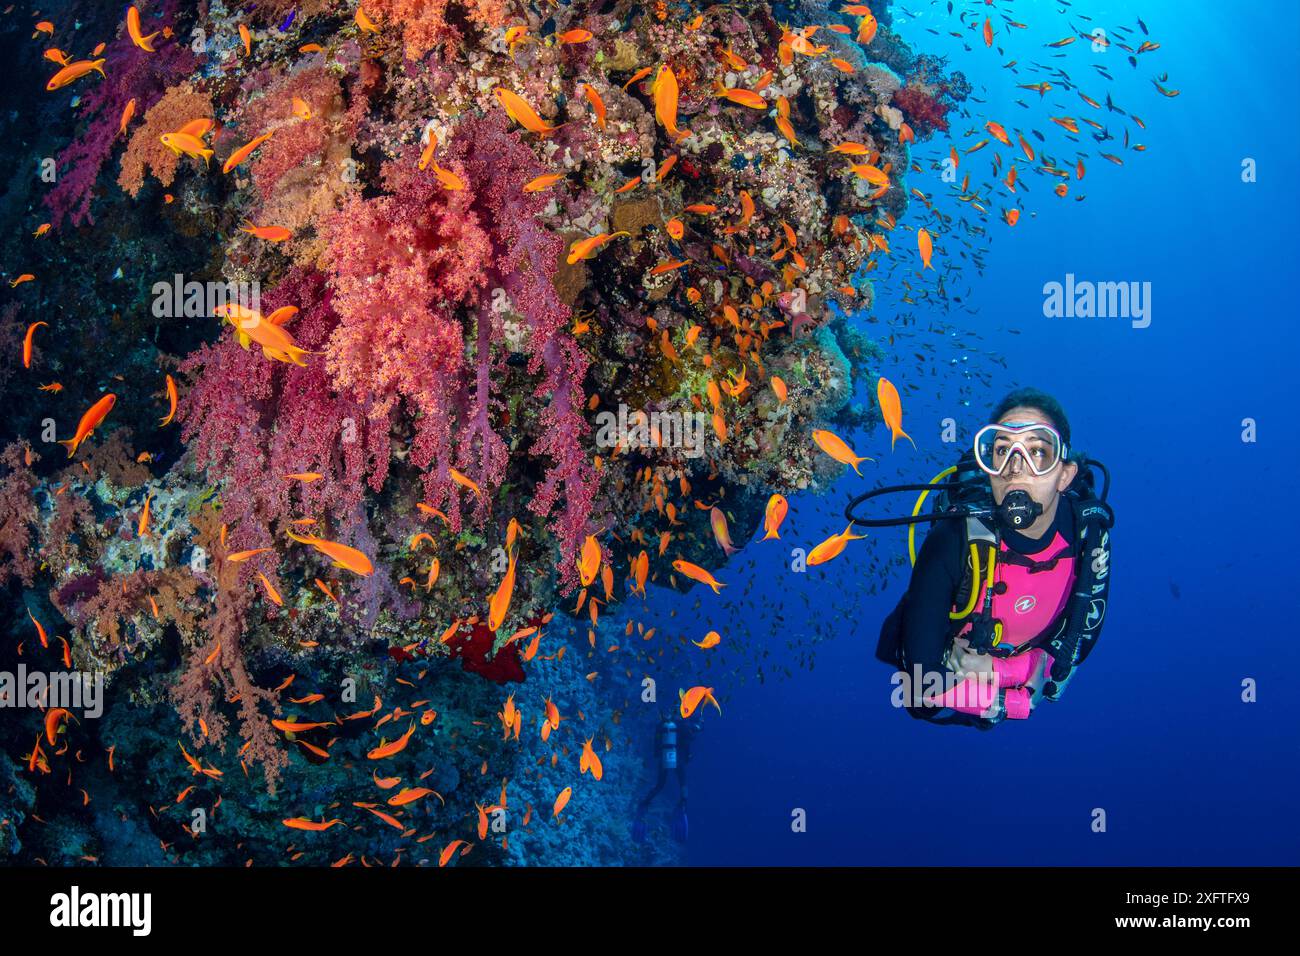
{"left": 973, "top": 421, "right": 1068, "bottom": 478}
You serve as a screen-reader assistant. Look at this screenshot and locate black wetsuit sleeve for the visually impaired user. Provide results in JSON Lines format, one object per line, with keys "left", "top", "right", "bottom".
{"left": 899, "top": 519, "right": 964, "bottom": 677}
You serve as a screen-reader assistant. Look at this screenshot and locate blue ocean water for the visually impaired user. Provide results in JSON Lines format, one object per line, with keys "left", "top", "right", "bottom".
{"left": 637, "top": 0, "right": 1299, "bottom": 865}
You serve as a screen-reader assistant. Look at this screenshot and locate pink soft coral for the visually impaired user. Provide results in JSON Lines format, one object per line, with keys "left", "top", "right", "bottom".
{"left": 178, "top": 267, "right": 388, "bottom": 556}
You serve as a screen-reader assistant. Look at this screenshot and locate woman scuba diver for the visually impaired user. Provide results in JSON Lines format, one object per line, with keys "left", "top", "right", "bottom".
{"left": 846, "top": 388, "right": 1114, "bottom": 727}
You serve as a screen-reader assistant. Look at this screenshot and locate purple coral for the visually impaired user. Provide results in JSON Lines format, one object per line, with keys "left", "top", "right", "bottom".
{"left": 44, "top": 1, "right": 197, "bottom": 228}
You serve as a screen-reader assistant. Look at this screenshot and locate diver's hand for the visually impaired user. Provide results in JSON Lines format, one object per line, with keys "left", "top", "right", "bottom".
{"left": 946, "top": 637, "right": 995, "bottom": 680}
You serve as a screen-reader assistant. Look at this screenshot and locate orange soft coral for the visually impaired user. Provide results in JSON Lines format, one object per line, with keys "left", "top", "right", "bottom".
{"left": 366, "top": 0, "right": 509, "bottom": 61}
{"left": 117, "top": 83, "right": 214, "bottom": 197}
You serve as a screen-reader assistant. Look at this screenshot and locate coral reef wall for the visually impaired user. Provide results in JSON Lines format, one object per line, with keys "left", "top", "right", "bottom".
{"left": 0, "top": 0, "right": 965, "bottom": 865}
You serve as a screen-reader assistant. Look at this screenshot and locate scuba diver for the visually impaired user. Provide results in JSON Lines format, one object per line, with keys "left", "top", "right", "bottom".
{"left": 846, "top": 388, "right": 1113, "bottom": 727}
{"left": 632, "top": 710, "right": 702, "bottom": 843}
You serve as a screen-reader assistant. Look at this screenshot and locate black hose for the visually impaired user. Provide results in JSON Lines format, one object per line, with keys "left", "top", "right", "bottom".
{"left": 843, "top": 481, "right": 985, "bottom": 527}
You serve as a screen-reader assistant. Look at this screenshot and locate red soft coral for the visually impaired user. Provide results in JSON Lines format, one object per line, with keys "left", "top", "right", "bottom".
{"left": 892, "top": 84, "right": 951, "bottom": 134}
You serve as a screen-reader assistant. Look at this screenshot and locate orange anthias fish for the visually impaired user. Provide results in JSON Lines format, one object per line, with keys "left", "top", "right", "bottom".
{"left": 579, "top": 738, "right": 603, "bottom": 780}
{"left": 159, "top": 131, "right": 213, "bottom": 165}
{"left": 762, "top": 493, "right": 788, "bottom": 540}
{"left": 709, "top": 506, "right": 736, "bottom": 556}
{"left": 282, "top": 817, "right": 342, "bottom": 831}
{"left": 388, "top": 787, "right": 438, "bottom": 807}
{"left": 917, "top": 227, "right": 934, "bottom": 270}
{"left": 126, "top": 5, "right": 158, "bottom": 52}
{"left": 567, "top": 231, "right": 629, "bottom": 265}
{"left": 580, "top": 83, "right": 607, "bottom": 130}
{"left": 488, "top": 551, "right": 517, "bottom": 632}
{"left": 985, "top": 121, "right": 1011, "bottom": 146}
{"left": 679, "top": 686, "right": 722, "bottom": 719}
{"left": 651, "top": 65, "right": 690, "bottom": 141}
{"left": 439, "top": 839, "right": 470, "bottom": 867}
{"left": 256, "top": 572, "right": 283, "bottom": 605}
{"left": 631, "top": 550, "right": 649, "bottom": 597}
{"left": 227, "top": 547, "right": 272, "bottom": 563}
{"left": 671, "top": 559, "right": 725, "bottom": 594}
{"left": 430, "top": 162, "right": 466, "bottom": 191}
{"left": 577, "top": 535, "right": 601, "bottom": 588}
{"left": 448, "top": 467, "right": 481, "bottom": 498}
{"left": 847, "top": 162, "right": 890, "bottom": 189}
{"left": 28, "top": 609, "right": 49, "bottom": 648}
{"left": 693, "top": 630, "right": 721, "bottom": 649}
{"left": 223, "top": 131, "right": 274, "bottom": 174}
{"left": 138, "top": 493, "right": 152, "bottom": 538}
{"left": 807, "top": 524, "right": 867, "bottom": 566}
{"left": 876, "top": 377, "right": 915, "bottom": 450}
{"left": 46, "top": 58, "right": 106, "bottom": 92}
{"left": 22, "top": 321, "right": 46, "bottom": 369}
{"left": 355, "top": 7, "right": 380, "bottom": 34}
{"left": 240, "top": 222, "right": 292, "bottom": 242}
{"left": 158, "top": 373, "right": 178, "bottom": 425}
{"left": 215, "top": 303, "right": 312, "bottom": 365}
{"left": 556, "top": 28, "right": 593, "bottom": 44}
{"left": 494, "top": 88, "right": 562, "bottom": 136}
{"left": 811, "top": 429, "right": 873, "bottom": 475}
{"left": 523, "top": 171, "right": 563, "bottom": 193}
{"left": 60, "top": 394, "right": 116, "bottom": 457}
{"left": 714, "top": 81, "right": 766, "bottom": 109}
{"left": 286, "top": 530, "right": 374, "bottom": 576}
{"left": 45, "top": 707, "right": 72, "bottom": 745}
{"left": 119, "top": 98, "right": 136, "bottom": 136}
{"left": 367, "top": 720, "right": 416, "bottom": 760}
{"left": 552, "top": 786, "right": 572, "bottom": 818}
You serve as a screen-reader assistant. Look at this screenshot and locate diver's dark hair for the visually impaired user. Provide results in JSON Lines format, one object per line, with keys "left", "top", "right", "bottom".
{"left": 988, "top": 388, "right": 1072, "bottom": 447}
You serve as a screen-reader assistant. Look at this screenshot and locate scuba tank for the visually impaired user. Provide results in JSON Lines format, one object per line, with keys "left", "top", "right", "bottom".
{"left": 660, "top": 719, "right": 678, "bottom": 770}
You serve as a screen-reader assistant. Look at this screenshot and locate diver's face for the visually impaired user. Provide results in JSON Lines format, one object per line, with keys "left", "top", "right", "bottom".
{"left": 988, "top": 406, "right": 1077, "bottom": 511}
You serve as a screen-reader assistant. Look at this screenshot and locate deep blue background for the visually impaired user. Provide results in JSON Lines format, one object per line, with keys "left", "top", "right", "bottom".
{"left": 630, "top": 0, "right": 1299, "bottom": 865}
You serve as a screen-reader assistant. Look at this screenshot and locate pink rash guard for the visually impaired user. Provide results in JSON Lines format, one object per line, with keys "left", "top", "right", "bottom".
{"left": 926, "top": 519, "right": 1077, "bottom": 718}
